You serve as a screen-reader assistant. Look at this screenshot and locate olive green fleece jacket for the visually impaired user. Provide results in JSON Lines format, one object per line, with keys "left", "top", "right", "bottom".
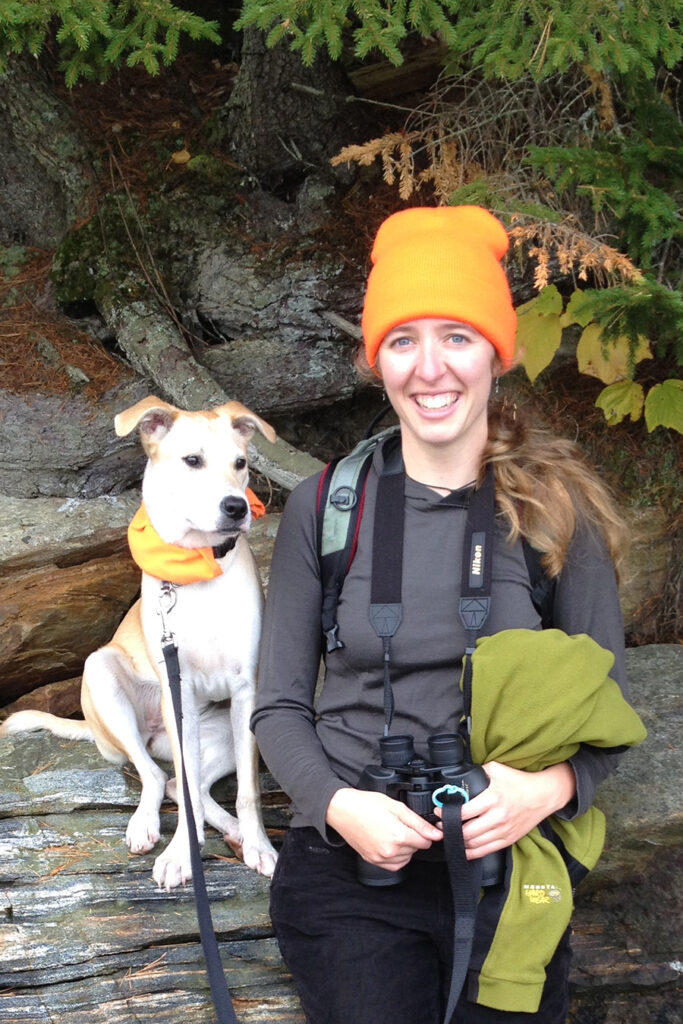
{"left": 464, "top": 628, "right": 646, "bottom": 1013}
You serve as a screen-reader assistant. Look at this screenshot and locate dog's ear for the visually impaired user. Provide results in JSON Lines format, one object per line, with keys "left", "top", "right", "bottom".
{"left": 215, "top": 402, "right": 277, "bottom": 445}
{"left": 115, "top": 397, "right": 180, "bottom": 439}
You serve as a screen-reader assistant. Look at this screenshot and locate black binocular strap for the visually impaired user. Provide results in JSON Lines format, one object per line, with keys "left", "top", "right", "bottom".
{"left": 369, "top": 468, "right": 405, "bottom": 735}
{"left": 163, "top": 640, "right": 239, "bottom": 1024}
{"left": 458, "top": 464, "right": 495, "bottom": 739}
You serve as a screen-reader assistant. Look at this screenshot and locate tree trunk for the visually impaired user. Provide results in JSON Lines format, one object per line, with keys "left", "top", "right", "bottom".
{"left": 0, "top": 57, "right": 92, "bottom": 246}
{"left": 220, "top": 29, "right": 364, "bottom": 187}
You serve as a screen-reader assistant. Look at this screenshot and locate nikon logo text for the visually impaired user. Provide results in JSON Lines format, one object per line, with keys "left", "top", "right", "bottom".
{"left": 468, "top": 531, "right": 486, "bottom": 589}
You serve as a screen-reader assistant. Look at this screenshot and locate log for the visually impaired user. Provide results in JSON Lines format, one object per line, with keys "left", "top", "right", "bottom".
{"left": 95, "top": 283, "right": 324, "bottom": 492}
{"left": 347, "top": 42, "right": 450, "bottom": 101}
{"left": 0, "top": 550, "right": 139, "bottom": 699}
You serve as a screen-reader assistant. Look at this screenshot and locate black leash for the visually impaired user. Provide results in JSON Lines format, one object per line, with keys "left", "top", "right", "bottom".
{"left": 441, "top": 799, "right": 484, "bottom": 1023}
{"left": 159, "top": 584, "right": 239, "bottom": 1024}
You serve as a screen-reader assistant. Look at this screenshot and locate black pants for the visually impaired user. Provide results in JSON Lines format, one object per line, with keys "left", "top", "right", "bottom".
{"left": 269, "top": 828, "right": 571, "bottom": 1024}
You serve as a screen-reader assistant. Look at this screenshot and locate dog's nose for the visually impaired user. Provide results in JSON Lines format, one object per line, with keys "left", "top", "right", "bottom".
{"left": 220, "top": 495, "right": 248, "bottom": 522}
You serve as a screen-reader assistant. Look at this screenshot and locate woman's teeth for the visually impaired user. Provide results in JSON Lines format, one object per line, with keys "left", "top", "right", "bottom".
{"left": 415, "top": 393, "right": 457, "bottom": 410}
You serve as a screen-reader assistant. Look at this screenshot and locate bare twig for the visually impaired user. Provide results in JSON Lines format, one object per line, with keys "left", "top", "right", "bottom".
{"left": 321, "top": 311, "right": 363, "bottom": 341}
{"left": 289, "top": 81, "right": 420, "bottom": 115}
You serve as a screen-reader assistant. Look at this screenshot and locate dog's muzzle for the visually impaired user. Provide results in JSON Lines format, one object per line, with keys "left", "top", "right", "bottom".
{"left": 219, "top": 495, "right": 248, "bottom": 527}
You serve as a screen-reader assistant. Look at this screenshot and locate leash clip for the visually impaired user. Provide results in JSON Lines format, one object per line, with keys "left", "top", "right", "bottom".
{"left": 158, "top": 580, "right": 177, "bottom": 644}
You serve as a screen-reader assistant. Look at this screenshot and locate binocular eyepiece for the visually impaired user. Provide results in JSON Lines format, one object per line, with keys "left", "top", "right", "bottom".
{"left": 378, "top": 732, "right": 466, "bottom": 769}
{"left": 356, "top": 732, "right": 504, "bottom": 888}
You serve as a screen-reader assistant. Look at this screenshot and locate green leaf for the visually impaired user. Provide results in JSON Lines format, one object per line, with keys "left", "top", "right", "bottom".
{"left": 532, "top": 284, "right": 563, "bottom": 316}
{"left": 515, "top": 291, "right": 563, "bottom": 382}
{"left": 561, "top": 290, "right": 595, "bottom": 329}
{"left": 644, "top": 379, "right": 683, "bottom": 433}
{"left": 595, "top": 380, "right": 645, "bottom": 425}
{"left": 142, "top": 48, "right": 160, "bottom": 75}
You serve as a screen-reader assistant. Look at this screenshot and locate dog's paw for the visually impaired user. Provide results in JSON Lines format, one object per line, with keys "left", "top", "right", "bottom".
{"left": 152, "top": 848, "right": 192, "bottom": 891}
{"left": 126, "top": 809, "right": 161, "bottom": 854}
{"left": 242, "top": 838, "right": 278, "bottom": 879}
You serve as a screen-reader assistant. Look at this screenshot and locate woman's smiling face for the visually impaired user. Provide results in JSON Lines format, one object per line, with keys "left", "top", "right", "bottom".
{"left": 377, "top": 318, "right": 498, "bottom": 476}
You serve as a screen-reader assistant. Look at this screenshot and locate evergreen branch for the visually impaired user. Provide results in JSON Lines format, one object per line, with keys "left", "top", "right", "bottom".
{"left": 0, "top": 0, "right": 221, "bottom": 83}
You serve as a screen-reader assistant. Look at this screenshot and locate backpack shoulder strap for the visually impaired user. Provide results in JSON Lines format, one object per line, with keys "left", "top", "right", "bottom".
{"left": 521, "top": 538, "right": 557, "bottom": 629}
{"left": 316, "top": 426, "right": 400, "bottom": 652}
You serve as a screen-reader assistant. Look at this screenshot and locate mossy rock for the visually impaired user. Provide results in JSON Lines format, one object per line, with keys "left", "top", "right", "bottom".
{"left": 50, "top": 157, "right": 250, "bottom": 307}
{"left": 51, "top": 194, "right": 143, "bottom": 305}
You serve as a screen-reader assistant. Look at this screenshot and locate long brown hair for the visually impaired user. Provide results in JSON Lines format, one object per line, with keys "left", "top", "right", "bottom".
{"left": 484, "top": 401, "right": 628, "bottom": 579}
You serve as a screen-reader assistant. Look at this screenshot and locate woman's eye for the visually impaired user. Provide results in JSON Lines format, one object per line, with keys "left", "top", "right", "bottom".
{"left": 446, "top": 333, "right": 468, "bottom": 345}
{"left": 183, "top": 455, "right": 203, "bottom": 469}
{"left": 390, "top": 335, "right": 414, "bottom": 348}
{"left": 235, "top": 457, "right": 247, "bottom": 470}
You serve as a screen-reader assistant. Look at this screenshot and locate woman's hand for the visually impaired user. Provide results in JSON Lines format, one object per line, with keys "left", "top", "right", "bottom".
{"left": 436, "top": 761, "right": 576, "bottom": 860}
{"left": 326, "top": 787, "right": 443, "bottom": 872}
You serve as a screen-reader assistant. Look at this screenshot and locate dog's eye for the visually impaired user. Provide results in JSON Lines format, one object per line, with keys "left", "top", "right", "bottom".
{"left": 235, "top": 457, "right": 247, "bottom": 470}
{"left": 183, "top": 455, "right": 204, "bottom": 469}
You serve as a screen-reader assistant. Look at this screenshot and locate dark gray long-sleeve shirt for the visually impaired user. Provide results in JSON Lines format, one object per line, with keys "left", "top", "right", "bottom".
{"left": 252, "top": 442, "right": 629, "bottom": 839}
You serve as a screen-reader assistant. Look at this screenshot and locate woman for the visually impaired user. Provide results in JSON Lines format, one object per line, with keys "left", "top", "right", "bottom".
{"left": 251, "top": 206, "right": 640, "bottom": 1024}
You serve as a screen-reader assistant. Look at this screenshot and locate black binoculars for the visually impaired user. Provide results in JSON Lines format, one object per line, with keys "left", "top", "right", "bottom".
{"left": 356, "top": 732, "right": 505, "bottom": 887}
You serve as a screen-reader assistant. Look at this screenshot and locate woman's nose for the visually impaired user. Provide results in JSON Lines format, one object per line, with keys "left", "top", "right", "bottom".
{"left": 414, "top": 339, "right": 445, "bottom": 380}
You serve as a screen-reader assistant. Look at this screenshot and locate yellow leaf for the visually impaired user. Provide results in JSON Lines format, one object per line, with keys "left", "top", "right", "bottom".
{"left": 577, "top": 324, "right": 651, "bottom": 384}
{"left": 515, "top": 292, "right": 563, "bottom": 383}
{"left": 595, "top": 380, "right": 644, "bottom": 425}
{"left": 171, "top": 148, "right": 191, "bottom": 165}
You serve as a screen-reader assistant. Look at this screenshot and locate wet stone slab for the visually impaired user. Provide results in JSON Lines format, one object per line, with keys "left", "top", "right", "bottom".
{"left": 0, "top": 732, "right": 301, "bottom": 1023}
{"left": 1, "top": 648, "right": 681, "bottom": 1024}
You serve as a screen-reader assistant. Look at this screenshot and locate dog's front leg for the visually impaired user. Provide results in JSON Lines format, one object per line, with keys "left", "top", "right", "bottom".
{"left": 152, "top": 679, "right": 204, "bottom": 890}
{"left": 230, "top": 678, "right": 278, "bottom": 877}
{"left": 81, "top": 648, "right": 168, "bottom": 855}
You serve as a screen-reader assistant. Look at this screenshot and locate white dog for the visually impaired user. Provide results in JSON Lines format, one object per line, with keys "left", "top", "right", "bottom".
{"left": 1, "top": 396, "right": 278, "bottom": 890}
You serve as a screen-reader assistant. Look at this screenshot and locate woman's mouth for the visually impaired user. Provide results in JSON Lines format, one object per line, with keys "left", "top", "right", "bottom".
{"left": 414, "top": 393, "right": 458, "bottom": 410}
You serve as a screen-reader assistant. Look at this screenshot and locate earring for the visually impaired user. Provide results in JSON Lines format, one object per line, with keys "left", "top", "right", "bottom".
{"left": 502, "top": 395, "right": 517, "bottom": 421}
{"left": 494, "top": 377, "right": 500, "bottom": 396}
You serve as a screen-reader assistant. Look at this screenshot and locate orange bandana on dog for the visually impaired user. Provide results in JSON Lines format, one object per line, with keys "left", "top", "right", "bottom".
{"left": 127, "top": 489, "right": 266, "bottom": 585}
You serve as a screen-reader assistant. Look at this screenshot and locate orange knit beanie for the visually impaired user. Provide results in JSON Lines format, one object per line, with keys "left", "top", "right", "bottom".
{"left": 361, "top": 205, "right": 517, "bottom": 367}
